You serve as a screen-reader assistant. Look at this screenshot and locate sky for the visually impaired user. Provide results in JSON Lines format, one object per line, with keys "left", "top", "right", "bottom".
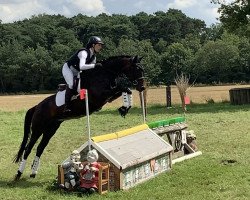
{"left": 0, "top": 0, "right": 225, "bottom": 26}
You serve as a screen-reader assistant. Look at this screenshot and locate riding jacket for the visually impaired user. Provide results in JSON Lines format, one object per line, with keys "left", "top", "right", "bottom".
{"left": 67, "top": 48, "right": 96, "bottom": 71}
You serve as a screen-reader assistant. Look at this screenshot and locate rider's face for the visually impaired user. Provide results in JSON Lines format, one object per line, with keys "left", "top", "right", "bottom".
{"left": 93, "top": 43, "right": 103, "bottom": 53}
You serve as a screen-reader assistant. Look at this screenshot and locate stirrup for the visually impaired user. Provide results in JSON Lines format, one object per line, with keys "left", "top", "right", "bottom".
{"left": 63, "top": 105, "right": 71, "bottom": 113}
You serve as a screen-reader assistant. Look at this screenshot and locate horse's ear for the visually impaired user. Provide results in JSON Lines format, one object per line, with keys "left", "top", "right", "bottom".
{"left": 133, "top": 55, "right": 142, "bottom": 63}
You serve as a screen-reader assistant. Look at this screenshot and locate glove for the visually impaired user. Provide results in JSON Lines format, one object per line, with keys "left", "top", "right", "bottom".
{"left": 94, "top": 63, "right": 102, "bottom": 69}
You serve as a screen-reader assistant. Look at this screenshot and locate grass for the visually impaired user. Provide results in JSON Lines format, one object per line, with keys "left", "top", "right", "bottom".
{"left": 0, "top": 101, "right": 250, "bottom": 200}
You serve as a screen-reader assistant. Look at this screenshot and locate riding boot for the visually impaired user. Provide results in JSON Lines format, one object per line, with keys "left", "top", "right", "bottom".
{"left": 64, "top": 88, "right": 73, "bottom": 112}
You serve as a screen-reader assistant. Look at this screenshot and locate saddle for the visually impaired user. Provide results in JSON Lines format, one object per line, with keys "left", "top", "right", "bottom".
{"left": 56, "top": 78, "right": 80, "bottom": 107}
{"left": 57, "top": 77, "right": 80, "bottom": 93}
{"left": 58, "top": 84, "right": 67, "bottom": 91}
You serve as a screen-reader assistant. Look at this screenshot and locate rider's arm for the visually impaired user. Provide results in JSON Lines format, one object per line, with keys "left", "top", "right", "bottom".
{"left": 78, "top": 50, "right": 95, "bottom": 71}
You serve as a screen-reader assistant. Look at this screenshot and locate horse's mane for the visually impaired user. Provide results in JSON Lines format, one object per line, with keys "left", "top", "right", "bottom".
{"left": 81, "top": 55, "right": 132, "bottom": 86}
{"left": 97, "top": 55, "right": 133, "bottom": 74}
{"left": 100, "top": 55, "right": 132, "bottom": 63}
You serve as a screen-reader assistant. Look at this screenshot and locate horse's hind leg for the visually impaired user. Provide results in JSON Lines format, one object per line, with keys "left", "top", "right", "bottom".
{"left": 15, "top": 131, "right": 42, "bottom": 180}
{"left": 30, "top": 122, "right": 60, "bottom": 178}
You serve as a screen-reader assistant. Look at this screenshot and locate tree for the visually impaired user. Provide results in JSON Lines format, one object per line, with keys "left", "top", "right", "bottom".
{"left": 192, "top": 33, "right": 241, "bottom": 83}
{"left": 0, "top": 40, "right": 25, "bottom": 92}
{"left": 114, "top": 39, "right": 161, "bottom": 85}
{"left": 211, "top": 0, "right": 250, "bottom": 36}
{"left": 130, "top": 12, "right": 151, "bottom": 40}
{"left": 180, "top": 34, "right": 202, "bottom": 54}
{"left": 0, "top": 11, "right": 249, "bottom": 93}
{"left": 200, "top": 24, "right": 224, "bottom": 43}
{"left": 159, "top": 43, "right": 193, "bottom": 85}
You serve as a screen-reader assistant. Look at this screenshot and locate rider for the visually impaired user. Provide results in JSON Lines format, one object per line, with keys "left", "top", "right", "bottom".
{"left": 62, "top": 36, "right": 104, "bottom": 112}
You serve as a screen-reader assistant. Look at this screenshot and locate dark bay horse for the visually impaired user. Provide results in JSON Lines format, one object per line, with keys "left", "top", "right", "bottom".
{"left": 14, "top": 55, "right": 145, "bottom": 180}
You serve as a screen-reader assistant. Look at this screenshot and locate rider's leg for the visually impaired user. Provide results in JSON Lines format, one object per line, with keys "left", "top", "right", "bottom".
{"left": 62, "top": 63, "right": 74, "bottom": 89}
{"left": 62, "top": 63, "right": 74, "bottom": 111}
{"left": 64, "top": 87, "right": 74, "bottom": 112}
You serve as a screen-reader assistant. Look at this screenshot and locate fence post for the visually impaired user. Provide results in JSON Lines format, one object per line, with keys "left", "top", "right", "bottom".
{"left": 166, "top": 85, "right": 172, "bottom": 108}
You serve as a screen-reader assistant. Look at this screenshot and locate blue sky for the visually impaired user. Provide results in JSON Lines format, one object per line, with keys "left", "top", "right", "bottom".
{"left": 0, "top": 0, "right": 224, "bottom": 26}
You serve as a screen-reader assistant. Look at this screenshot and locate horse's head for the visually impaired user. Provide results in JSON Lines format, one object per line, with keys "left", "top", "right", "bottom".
{"left": 100, "top": 55, "right": 146, "bottom": 92}
{"left": 120, "top": 55, "right": 146, "bottom": 92}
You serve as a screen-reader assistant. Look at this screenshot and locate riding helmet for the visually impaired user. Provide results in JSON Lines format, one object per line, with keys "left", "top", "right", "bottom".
{"left": 86, "top": 36, "right": 104, "bottom": 48}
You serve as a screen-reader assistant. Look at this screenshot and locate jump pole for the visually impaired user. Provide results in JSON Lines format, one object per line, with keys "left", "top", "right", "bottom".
{"left": 140, "top": 91, "right": 146, "bottom": 123}
{"left": 172, "top": 151, "right": 202, "bottom": 164}
{"left": 84, "top": 89, "right": 91, "bottom": 151}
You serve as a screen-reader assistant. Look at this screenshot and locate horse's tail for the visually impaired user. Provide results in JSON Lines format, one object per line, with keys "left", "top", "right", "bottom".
{"left": 13, "top": 106, "right": 36, "bottom": 163}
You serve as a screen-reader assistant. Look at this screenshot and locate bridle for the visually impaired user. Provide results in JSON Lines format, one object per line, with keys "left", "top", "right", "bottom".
{"left": 131, "top": 62, "right": 145, "bottom": 86}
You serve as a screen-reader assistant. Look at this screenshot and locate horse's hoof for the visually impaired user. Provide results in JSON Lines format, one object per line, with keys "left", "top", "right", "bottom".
{"left": 30, "top": 174, "right": 36, "bottom": 178}
{"left": 14, "top": 171, "right": 22, "bottom": 181}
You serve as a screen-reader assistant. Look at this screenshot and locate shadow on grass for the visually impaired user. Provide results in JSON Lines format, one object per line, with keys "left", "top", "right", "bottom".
{"left": 97, "top": 103, "right": 250, "bottom": 116}
{"left": 0, "top": 178, "right": 47, "bottom": 188}
{"left": 0, "top": 178, "right": 75, "bottom": 197}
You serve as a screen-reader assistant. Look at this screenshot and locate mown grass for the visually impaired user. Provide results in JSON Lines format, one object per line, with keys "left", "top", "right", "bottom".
{"left": 0, "top": 103, "right": 250, "bottom": 200}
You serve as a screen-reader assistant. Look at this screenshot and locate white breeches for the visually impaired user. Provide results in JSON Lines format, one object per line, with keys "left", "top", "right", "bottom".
{"left": 62, "top": 63, "right": 79, "bottom": 89}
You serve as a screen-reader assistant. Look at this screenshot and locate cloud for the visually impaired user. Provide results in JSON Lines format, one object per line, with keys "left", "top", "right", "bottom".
{"left": 0, "top": 0, "right": 42, "bottom": 23}
{"left": 134, "top": 1, "right": 167, "bottom": 14}
{"left": 0, "top": 0, "right": 106, "bottom": 23}
{"left": 166, "top": 0, "right": 220, "bottom": 25}
{"left": 68, "top": 0, "right": 105, "bottom": 14}
{"left": 0, "top": 0, "right": 225, "bottom": 25}
{"left": 167, "top": 0, "right": 198, "bottom": 9}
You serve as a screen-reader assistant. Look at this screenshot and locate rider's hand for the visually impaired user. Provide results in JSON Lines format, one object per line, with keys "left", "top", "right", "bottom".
{"left": 94, "top": 63, "right": 102, "bottom": 69}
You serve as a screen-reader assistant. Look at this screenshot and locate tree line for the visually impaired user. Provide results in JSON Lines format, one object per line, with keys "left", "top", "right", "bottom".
{"left": 0, "top": 7, "right": 249, "bottom": 93}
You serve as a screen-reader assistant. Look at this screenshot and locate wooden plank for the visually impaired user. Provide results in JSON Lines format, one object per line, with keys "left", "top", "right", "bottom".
{"left": 57, "top": 165, "right": 64, "bottom": 185}
{"left": 230, "top": 87, "right": 250, "bottom": 105}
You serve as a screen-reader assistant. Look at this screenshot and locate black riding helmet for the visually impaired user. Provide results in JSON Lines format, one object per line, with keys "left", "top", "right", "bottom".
{"left": 86, "top": 36, "right": 105, "bottom": 48}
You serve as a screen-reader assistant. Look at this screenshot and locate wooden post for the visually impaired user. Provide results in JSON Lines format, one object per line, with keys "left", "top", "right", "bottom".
{"left": 166, "top": 85, "right": 171, "bottom": 108}
{"left": 57, "top": 165, "right": 64, "bottom": 185}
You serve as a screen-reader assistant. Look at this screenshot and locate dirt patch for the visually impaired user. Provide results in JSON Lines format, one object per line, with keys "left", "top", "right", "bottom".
{"left": 0, "top": 85, "right": 249, "bottom": 112}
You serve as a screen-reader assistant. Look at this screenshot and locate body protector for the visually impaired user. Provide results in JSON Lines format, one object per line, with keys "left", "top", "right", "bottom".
{"left": 67, "top": 48, "right": 95, "bottom": 71}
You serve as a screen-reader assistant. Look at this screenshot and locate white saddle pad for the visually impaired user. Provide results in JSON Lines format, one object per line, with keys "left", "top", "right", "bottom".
{"left": 55, "top": 90, "right": 66, "bottom": 107}
{"left": 55, "top": 90, "right": 79, "bottom": 107}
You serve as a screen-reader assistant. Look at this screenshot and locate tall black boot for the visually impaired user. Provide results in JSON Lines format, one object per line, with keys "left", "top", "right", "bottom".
{"left": 64, "top": 87, "right": 73, "bottom": 112}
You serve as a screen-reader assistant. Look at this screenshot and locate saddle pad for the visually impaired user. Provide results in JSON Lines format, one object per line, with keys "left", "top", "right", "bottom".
{"left": 55, "top": 89, "right": 85, "bottom": 107}
{"left": 55, "top": 90, "right": 66, "bottom": 107}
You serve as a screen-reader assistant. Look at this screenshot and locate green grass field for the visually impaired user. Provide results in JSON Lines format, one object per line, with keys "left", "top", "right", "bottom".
{"left": 0, "top": 102, "right": 250, "bottom": 200}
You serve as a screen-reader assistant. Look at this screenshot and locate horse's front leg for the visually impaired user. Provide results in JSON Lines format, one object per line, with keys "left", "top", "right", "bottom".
{"left": 105, "top": 87, "right": 133, "bottom": 117}
{"left": 118, "top": 88, "right": 133, "bottom": 118}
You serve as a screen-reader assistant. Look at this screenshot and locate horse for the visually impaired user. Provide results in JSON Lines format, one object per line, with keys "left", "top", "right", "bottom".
{"left": 14, "top": 55, "right": 145, "bottom": 180}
